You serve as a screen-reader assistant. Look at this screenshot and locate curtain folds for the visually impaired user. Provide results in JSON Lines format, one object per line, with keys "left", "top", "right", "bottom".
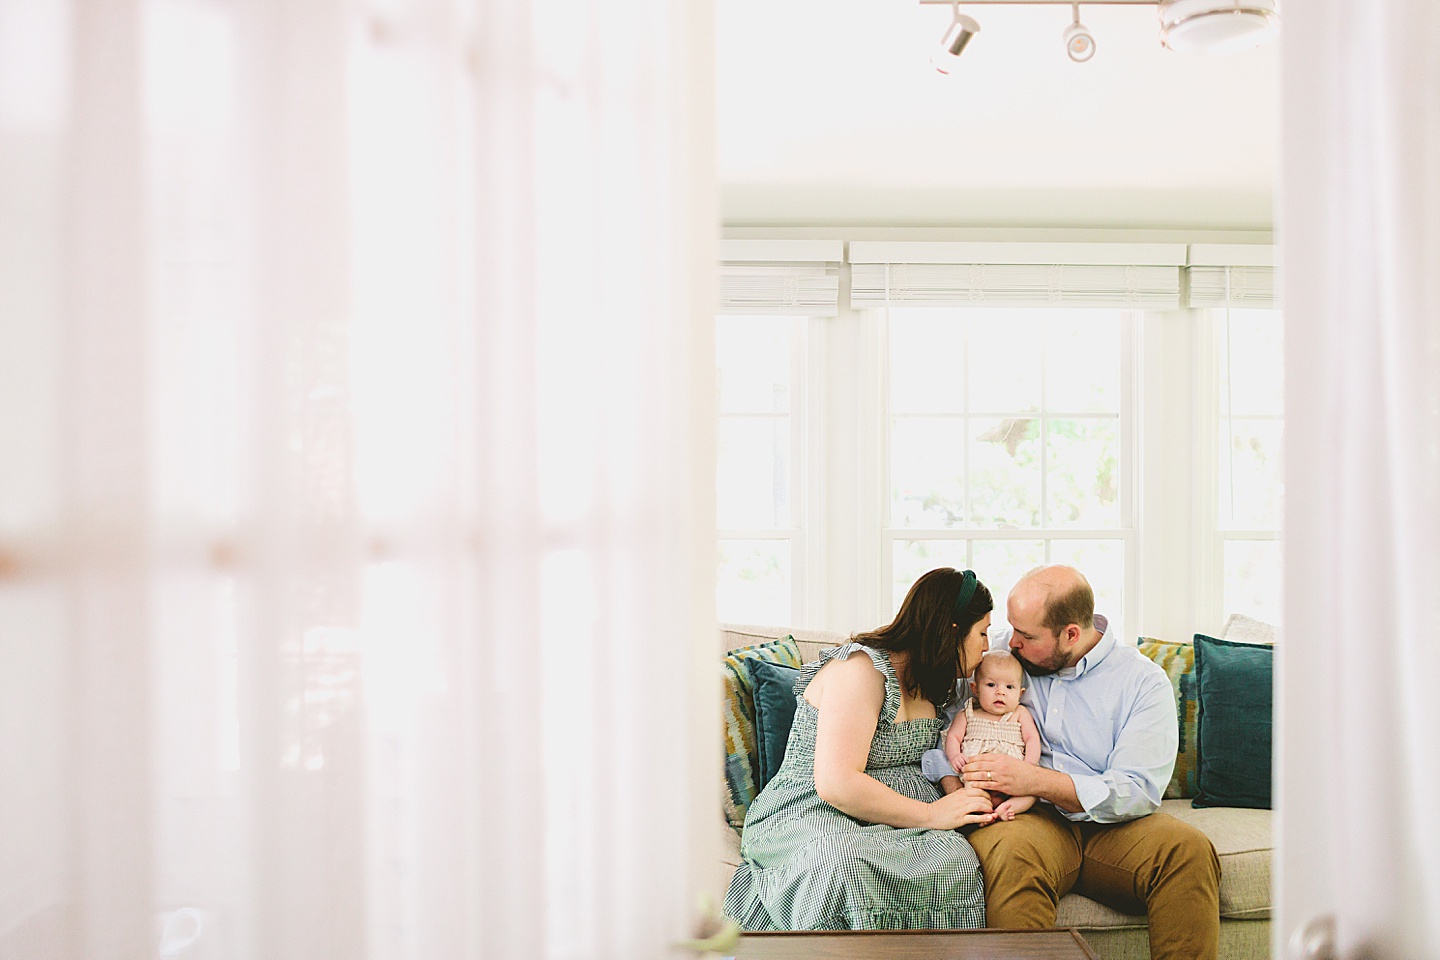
{"left": 1279, "top": 1, "right": 1440, "bottom": 957}
{"left": 0, "top": 1, "right": 716, "bottom": 958}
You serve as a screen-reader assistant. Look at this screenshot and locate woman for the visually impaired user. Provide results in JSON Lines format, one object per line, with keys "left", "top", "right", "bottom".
{"left": 724, "top": 567, "right": 996, "bottom": 930}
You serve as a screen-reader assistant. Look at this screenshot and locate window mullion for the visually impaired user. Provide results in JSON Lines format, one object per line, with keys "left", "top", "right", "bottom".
{"left": 1121, "top": 310, "right": 1139, "bottom": 638}
{"left": 963, "top": 314, "right": 972, "bottom": 530}
{"left": 1040, "top": 318, "right": 1050, "bottom": 555}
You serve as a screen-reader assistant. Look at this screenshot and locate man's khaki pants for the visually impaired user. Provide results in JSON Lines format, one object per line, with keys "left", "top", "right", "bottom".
{"left": 966, "top": 805, "right": 1221, "bottom": 960}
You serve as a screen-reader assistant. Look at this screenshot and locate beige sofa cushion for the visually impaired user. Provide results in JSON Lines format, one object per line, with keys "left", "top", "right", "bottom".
{"left": 722, "top": 821, "right": 743, "bottom": 869}
{"left": 722, "top": 624, "right": 849, "bottom": 661}
{"left": 722, "top": 801, "right": 1271, "bottom": 926}
{"left": 1055, "top": 892, "right": 1146, "bottom": 928}
{"left": 1161, "top": 800, "right": 1272, "bottom": 919}
{"left": 1056, "top": 800, "right": 1271, "bottom": 925}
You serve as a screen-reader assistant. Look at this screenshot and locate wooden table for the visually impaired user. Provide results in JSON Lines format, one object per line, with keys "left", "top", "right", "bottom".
{"left": 729, "top": 929, "right": 1100, "bottom": 959}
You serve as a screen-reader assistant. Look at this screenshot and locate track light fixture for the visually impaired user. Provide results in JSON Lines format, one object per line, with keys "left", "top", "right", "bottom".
{"left": 932, "top": 0, "right": 982, "bottom": 74}
{"left": 920, "top": 0, "right": 1278, "bottom": 64}
{"left": 1158, "top": 0, "right": 1278, "bottom": 54}
{"left": 1063, "top": 2, "right": 1096, "bottom": 61}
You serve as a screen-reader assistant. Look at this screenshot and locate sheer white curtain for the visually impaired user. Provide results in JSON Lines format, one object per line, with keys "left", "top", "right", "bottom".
{"left": 1279, "top": 0, "right": 1440, "bottom": 957}
{"left": 0, "top": 1, "right": 717, "bottom": 958}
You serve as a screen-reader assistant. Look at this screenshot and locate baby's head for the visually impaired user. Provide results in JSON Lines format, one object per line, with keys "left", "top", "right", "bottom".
{"left": 972, "top": 651, "right": 1025, "bottom": 717}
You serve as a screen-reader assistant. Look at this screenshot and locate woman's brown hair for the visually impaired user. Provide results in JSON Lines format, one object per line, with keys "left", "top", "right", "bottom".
{"left": 853, "top": 567, "right": 993, "bottom": 708}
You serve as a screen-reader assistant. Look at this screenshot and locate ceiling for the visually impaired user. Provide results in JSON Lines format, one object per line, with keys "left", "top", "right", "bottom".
{"left": 716, "top": 1, "right": 1279, "bottom": 231}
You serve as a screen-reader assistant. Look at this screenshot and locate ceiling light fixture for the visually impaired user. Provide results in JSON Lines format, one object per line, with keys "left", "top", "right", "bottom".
{"left": 1063, "top": 2, "right": 1096, "bottom": 61}
{"left": 931, "top": 0, "right": 981, "bottom": 74}
{"left": 1158, "top": 0, "right": 1278, "bottom": 54}
{"left": 919, "top": 0, "right": 1277, "bottom": 60}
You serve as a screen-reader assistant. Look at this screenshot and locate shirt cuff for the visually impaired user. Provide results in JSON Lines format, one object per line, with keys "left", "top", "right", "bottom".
{"left": 1066, "top": 773, "right": 1112, "bottom": 821}
{"left": 920, "top": 748, "right": 958, "bottom": 783}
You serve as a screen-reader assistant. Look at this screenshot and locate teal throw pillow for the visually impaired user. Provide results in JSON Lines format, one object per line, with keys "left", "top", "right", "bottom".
{"left": 744, "top": 658, "right": 802, "bottom": 791}
{"left": 1192, "top": 633, "right": 1273, "bottom": 809}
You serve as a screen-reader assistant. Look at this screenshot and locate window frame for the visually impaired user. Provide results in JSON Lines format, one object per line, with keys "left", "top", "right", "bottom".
{"left": 1209, "top": 304, "right": 1284, "bottom": 629}
{"left": 715, "top": 313, "right": 818, "bottom": 627}
{"left": 875, "top": 306, "right": 1140, "bottom": 634}
{"left": 714, "top": 243, "right": 1282, "bottom": 639}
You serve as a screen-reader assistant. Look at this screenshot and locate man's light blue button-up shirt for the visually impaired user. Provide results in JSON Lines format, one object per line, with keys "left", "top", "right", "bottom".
{"left": 921, "top": 614, "right": 1177, "bottom": 824}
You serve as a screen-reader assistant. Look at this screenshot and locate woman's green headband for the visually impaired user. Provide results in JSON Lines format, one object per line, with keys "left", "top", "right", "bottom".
{"left": 953, "top": 569, "right": 978, "bottom": 616}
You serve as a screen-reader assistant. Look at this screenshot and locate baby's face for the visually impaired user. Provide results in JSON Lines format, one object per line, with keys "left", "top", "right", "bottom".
{"left": 974, "top": 664, "right": 1023, "bottom": 715}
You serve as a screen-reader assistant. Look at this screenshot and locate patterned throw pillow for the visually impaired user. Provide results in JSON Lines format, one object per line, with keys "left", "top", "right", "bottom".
{"left": 722, "top": 637, "right": 803, "bottom": 829}
{"left": 1138, "top": 637, "right": 1197, "bottom": 800}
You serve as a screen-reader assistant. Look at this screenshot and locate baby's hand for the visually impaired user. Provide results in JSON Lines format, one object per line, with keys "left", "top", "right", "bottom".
{"left": 945, "top": 750, "right": 969, "bottom": 776}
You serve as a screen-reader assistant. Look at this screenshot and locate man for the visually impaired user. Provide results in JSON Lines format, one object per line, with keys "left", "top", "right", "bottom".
{"left": 930, "top": 565, "right": 1220, "bottom": 960}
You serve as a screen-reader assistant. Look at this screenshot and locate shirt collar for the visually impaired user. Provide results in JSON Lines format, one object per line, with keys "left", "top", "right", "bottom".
{"left": 1055, "top": 613, "right": 1112, "bottom": 679}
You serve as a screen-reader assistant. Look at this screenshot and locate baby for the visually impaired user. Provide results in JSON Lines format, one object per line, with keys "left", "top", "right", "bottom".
{"left": 939, "top": 650, "right": 1041, "bottom": 820}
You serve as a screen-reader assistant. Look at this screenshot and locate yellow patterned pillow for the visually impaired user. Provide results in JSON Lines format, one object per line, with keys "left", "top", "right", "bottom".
{"left": 1138, "top": 637, "right": 1197, "bottom": 800}
{"left": 722, "top": 637, "right": 803, "bottom": 829}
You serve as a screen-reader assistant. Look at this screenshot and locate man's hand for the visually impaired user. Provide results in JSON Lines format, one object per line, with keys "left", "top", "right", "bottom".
{"left": 960, "top": 752, "right": 1037, "bottom": 797}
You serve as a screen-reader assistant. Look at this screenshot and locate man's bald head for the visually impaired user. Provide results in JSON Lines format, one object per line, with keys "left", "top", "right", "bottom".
{"left": 1012, "top": 565, "right": 1095, "bottom": 635}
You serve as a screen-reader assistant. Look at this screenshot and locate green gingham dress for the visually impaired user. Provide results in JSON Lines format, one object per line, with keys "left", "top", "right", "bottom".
{"left": 723, "top": 643, "right": 986, "bottom": 931}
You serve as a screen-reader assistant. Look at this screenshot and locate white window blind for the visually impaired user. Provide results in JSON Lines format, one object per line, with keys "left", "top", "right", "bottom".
{"left": 719, "top": 240, "right": 843, "bottom": 316}
{"left": 1186, "top": 266, "right": 1276, "bottom": 307}
{"left": 1184, "top": 247, "right": 1277, "bottom": 308}
{"left": 848, "top": 242, "right": 1186, "bottom": 309}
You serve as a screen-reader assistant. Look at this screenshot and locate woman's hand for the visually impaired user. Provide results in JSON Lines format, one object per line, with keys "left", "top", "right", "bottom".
{"left": 925, "top": 786, "right": 995, "bottom": 830}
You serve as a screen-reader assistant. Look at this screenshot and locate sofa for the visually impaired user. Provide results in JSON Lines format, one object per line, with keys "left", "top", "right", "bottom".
{"left": 720, "top": 623, "right": 1273, "bottom": 960}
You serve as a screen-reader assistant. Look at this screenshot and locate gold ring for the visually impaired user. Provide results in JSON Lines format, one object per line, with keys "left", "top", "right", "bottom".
{"left": 987, "top": 771, "right": 993, "bottom": 780}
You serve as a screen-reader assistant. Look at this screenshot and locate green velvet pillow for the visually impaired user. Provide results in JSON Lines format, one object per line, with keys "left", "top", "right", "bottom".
{"left": 1192, "top": 633, "right": 1273, "bottom": 809}
{"left": 1138, "top": 637, "right": 1198, "bottom": 799}
{"left": 744, "top": 658, "right": 802, "bottom": 791}
{"left": 722, "top": 637, "right": 803, "bottom": 829}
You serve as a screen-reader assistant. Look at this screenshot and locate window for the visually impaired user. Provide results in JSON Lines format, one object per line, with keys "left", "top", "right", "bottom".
{"left": 713, "top": 243, "right": 1282, "bottom": 640}
{"left": 885, "top": 307, "right": 1133, "bottom": 628}
{"left": 715, "top": 315, "right": 803, "bottom": 625}
{"left": 713, "top": 241, "right": 840, "bottom": 626}
{"left": 1217, "top": 307, "right": 1283, "bottom": 626}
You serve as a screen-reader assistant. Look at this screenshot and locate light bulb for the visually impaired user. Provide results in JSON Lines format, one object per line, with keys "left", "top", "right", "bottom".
{"left": 1064, "top": 22, "right": 1096, "bottom": 61}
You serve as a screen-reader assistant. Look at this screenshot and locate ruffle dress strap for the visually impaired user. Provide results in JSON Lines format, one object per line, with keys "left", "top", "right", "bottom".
{"left": 792, "top": 642, "right": 903, "bottom": 725}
